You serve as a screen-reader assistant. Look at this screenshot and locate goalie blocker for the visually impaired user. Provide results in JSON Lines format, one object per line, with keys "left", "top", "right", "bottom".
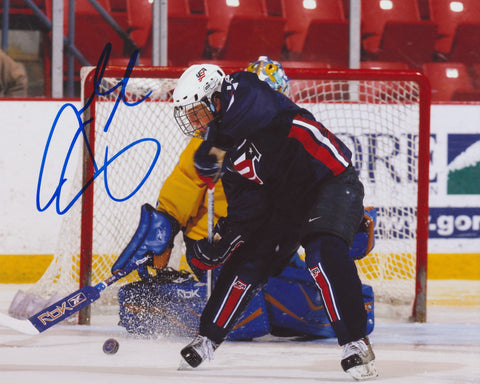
{"left": 111, "top": 203, "right": 179, "bottom": 277}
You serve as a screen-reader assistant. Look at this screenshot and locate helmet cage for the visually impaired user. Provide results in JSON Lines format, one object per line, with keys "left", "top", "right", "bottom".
{"left": 173, "top": 97, "right": 214, "bottom": 138}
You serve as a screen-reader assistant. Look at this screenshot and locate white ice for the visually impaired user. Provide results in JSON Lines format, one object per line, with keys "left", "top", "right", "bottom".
{"left": 0, "top": 282, "right": 479, "bottom": 384}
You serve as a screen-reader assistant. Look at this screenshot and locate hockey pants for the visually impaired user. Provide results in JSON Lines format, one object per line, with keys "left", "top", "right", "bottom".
{"left": 304, "top": 233, "right": 368, "bottom": 345}
{"left": 199, "top": 242, "right": 296, "bottom": 345}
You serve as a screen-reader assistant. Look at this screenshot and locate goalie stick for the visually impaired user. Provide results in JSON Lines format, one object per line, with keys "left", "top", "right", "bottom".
{"left": 0, "top": 260, "right": 145, "bottom": 335}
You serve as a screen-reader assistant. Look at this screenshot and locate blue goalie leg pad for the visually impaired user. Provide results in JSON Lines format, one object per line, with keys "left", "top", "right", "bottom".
{"left": 264, "top": 261, "right": 374, "bottom": 338}
{"left": 117, "top": 269, "right": 270, "bottom": 340}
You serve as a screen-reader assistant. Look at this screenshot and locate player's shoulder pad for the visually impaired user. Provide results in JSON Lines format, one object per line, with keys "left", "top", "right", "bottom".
{"left": 220, "top": 72, "right": 281, "bottom": 138}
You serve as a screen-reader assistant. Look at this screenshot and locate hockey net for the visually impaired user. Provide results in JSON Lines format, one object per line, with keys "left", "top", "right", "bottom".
{"left": 20, "top": 66, "right": 430, "bottom": 323}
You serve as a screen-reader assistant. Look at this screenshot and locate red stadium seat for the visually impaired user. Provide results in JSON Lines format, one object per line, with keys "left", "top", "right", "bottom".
{"left": 188, "top": 0, "right": 206, "bottom": 14}
{"left": 125, "top": 0, "right": 208, "bottom": 66}
{"left": 187, "top": 60, "right": 331, "bottom": 75}
{"left": 265, "top": 0, "right": 282, "bottom": 16}
{"left": 450, "top": 88, "right": 480, "bottom": 101}
{"left": 0, "top": 0, "right": 46, "bottom": 29}
{"left": 281, "top": 0, "right": 348, "bottom": 67}
{"left": 417, "top": 0, "right": 430, "bottom": 20}
{"left": 472, "top": 63, "right": 480, "bottom": 88}
{"left": 360, "top": 61, "right": 409, "bottom": 70}
{"left": 362, "top": 0, "right": 422, "bottom": 53}
{"left": 341, "top": 0, "right": 350, "bottom": 16}
{"left": 204, "top": 0, "right": 285, "bottom": 61}
{"left": 361, "top": 0, "right": 437, "bottom": 70}
{"left": 448, "top": 24, "right": 480, "bottom": 64}
{"left": 429, "top": 0, "right": 480, "bottom": 62}
{"left": 0, "top": 0, "right": 45, "bottom": 15}
{"left": 44, "top": 1, "right": 128, "bottom": 68}
{"left": 109, "top": 0, "right": 129, "bottom": 28}
{"left": 124, "top": 0, "right": 153, "bottom": 59}
{"left": 42, "top": 0, "right": 129, "bottom": 97}
{"left": 1, "top": 0, "right": 45, "bottom": 11}
{"left": 423, "top": 62, "right": 479, "bottom": 101}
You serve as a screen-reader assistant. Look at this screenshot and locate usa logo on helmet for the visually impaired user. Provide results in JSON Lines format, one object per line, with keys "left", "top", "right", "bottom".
{"left": 196, "top": 68, "right": 206, "bottom": 82}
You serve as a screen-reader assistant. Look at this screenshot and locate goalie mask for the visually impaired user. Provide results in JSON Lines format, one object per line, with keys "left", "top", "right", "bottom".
{"left": 173, "top": 64, "right": 226, "bottom": 138}
{"left": 246, "top": 56, "right": 290, "bottom": 96}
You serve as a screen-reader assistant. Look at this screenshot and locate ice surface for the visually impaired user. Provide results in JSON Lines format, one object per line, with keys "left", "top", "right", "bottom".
{"left": 0, "top": 283, "right": 479, "bottom": 384}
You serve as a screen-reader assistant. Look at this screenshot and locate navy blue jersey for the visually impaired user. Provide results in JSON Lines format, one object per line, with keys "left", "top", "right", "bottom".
{"left": 211, "top": 71, "right": 352, "bottom": 239}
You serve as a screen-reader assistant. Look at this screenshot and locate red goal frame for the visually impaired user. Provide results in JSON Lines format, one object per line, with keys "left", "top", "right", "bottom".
{"left": 80, "top": 66, "right": 430, "bottom": 324}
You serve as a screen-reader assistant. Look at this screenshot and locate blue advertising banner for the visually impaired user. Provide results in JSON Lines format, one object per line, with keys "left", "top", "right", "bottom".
{"left": 429, "top": 106, "right": 480, "bottom": 254}
{"left": 429, "top": 207, "right": 480, "bottom": 239}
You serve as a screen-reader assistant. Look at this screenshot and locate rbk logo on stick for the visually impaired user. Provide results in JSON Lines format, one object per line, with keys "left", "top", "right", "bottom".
{"left": 37, "top": 292, "right": 88, "bottom": 325}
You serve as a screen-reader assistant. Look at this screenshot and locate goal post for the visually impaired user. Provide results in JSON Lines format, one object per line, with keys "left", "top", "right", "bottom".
{"left": 27, "top": 66, "right": 431, "bottom": 324}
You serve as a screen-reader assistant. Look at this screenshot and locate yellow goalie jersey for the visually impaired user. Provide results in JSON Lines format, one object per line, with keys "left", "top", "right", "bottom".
{"left": 157, "top": 137, "right": 227, "bottom": 241}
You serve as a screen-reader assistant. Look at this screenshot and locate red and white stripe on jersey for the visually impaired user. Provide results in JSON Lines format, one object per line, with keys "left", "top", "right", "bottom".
{"left": 288, "top": 114, "right": 350, "bottom": 175}
{"left": 213, "top": 276, "right": 251, "bottom": 329}
{"left": 308, "top": 264, "right": 341, "bottom": 323}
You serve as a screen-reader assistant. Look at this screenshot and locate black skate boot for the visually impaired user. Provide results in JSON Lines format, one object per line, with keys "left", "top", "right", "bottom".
{"left": 179, "top": 335, "right": 219, "bottom": 369}
{"left": 341, "top": 336, "right": 378, "bottom": 380}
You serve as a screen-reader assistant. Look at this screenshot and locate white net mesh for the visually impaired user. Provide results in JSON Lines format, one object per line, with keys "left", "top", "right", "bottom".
{"left": 25, "top": 67, "right": 426, "bottom": 321}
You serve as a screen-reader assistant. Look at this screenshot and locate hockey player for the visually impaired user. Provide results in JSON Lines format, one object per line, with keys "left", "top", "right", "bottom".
{"left": 111, "top": 57, "right": 291, "bottom": 279}
{"left": 172, "top": 64, "right": 378, "bottom": 380}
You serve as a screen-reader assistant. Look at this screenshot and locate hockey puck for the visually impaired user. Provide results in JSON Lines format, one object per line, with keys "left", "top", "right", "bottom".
{"left": 102, "top": 338, "right": 119, "bottom": 355}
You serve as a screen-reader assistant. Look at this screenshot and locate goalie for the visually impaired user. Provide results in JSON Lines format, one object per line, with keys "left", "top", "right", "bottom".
{"left": 112, "top": 58, "right": 377, "bottom": 380}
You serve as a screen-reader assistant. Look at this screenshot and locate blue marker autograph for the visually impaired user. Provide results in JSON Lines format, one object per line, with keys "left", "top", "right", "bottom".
{"left": 36, "top": 43, "right": 161, "bottom": 215}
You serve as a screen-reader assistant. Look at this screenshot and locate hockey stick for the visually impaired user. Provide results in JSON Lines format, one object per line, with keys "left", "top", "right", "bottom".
{"left": 207, "top": 186, "right": 215, "bottom": 298}
{"left": 0, "top": 261, "right": 143, "bottom": 335}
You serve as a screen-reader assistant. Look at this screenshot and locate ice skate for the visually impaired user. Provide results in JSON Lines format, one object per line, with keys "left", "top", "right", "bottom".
{"left": 178, "top": 335, "right": 218, "bottom": 369}
{"left": 341, "top": 337, "right": 378, "bottom": 380}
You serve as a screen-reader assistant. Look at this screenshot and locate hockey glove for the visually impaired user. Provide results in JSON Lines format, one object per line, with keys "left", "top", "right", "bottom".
{"left": 111, "top": 204, "right": 179, "bottom": 277}
{"left": 192, "top": 218, "right": 245, "bottom": 270}
{"left": 194, "top": 141, "right": 226, "bottom": 188}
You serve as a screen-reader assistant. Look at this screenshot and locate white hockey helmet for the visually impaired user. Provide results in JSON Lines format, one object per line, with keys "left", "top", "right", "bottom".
{"left": 246, "top": 56, "right": 290, "bottom": 96}
{"left": 173, "top": 64, "right": 226, "bottom": 137}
